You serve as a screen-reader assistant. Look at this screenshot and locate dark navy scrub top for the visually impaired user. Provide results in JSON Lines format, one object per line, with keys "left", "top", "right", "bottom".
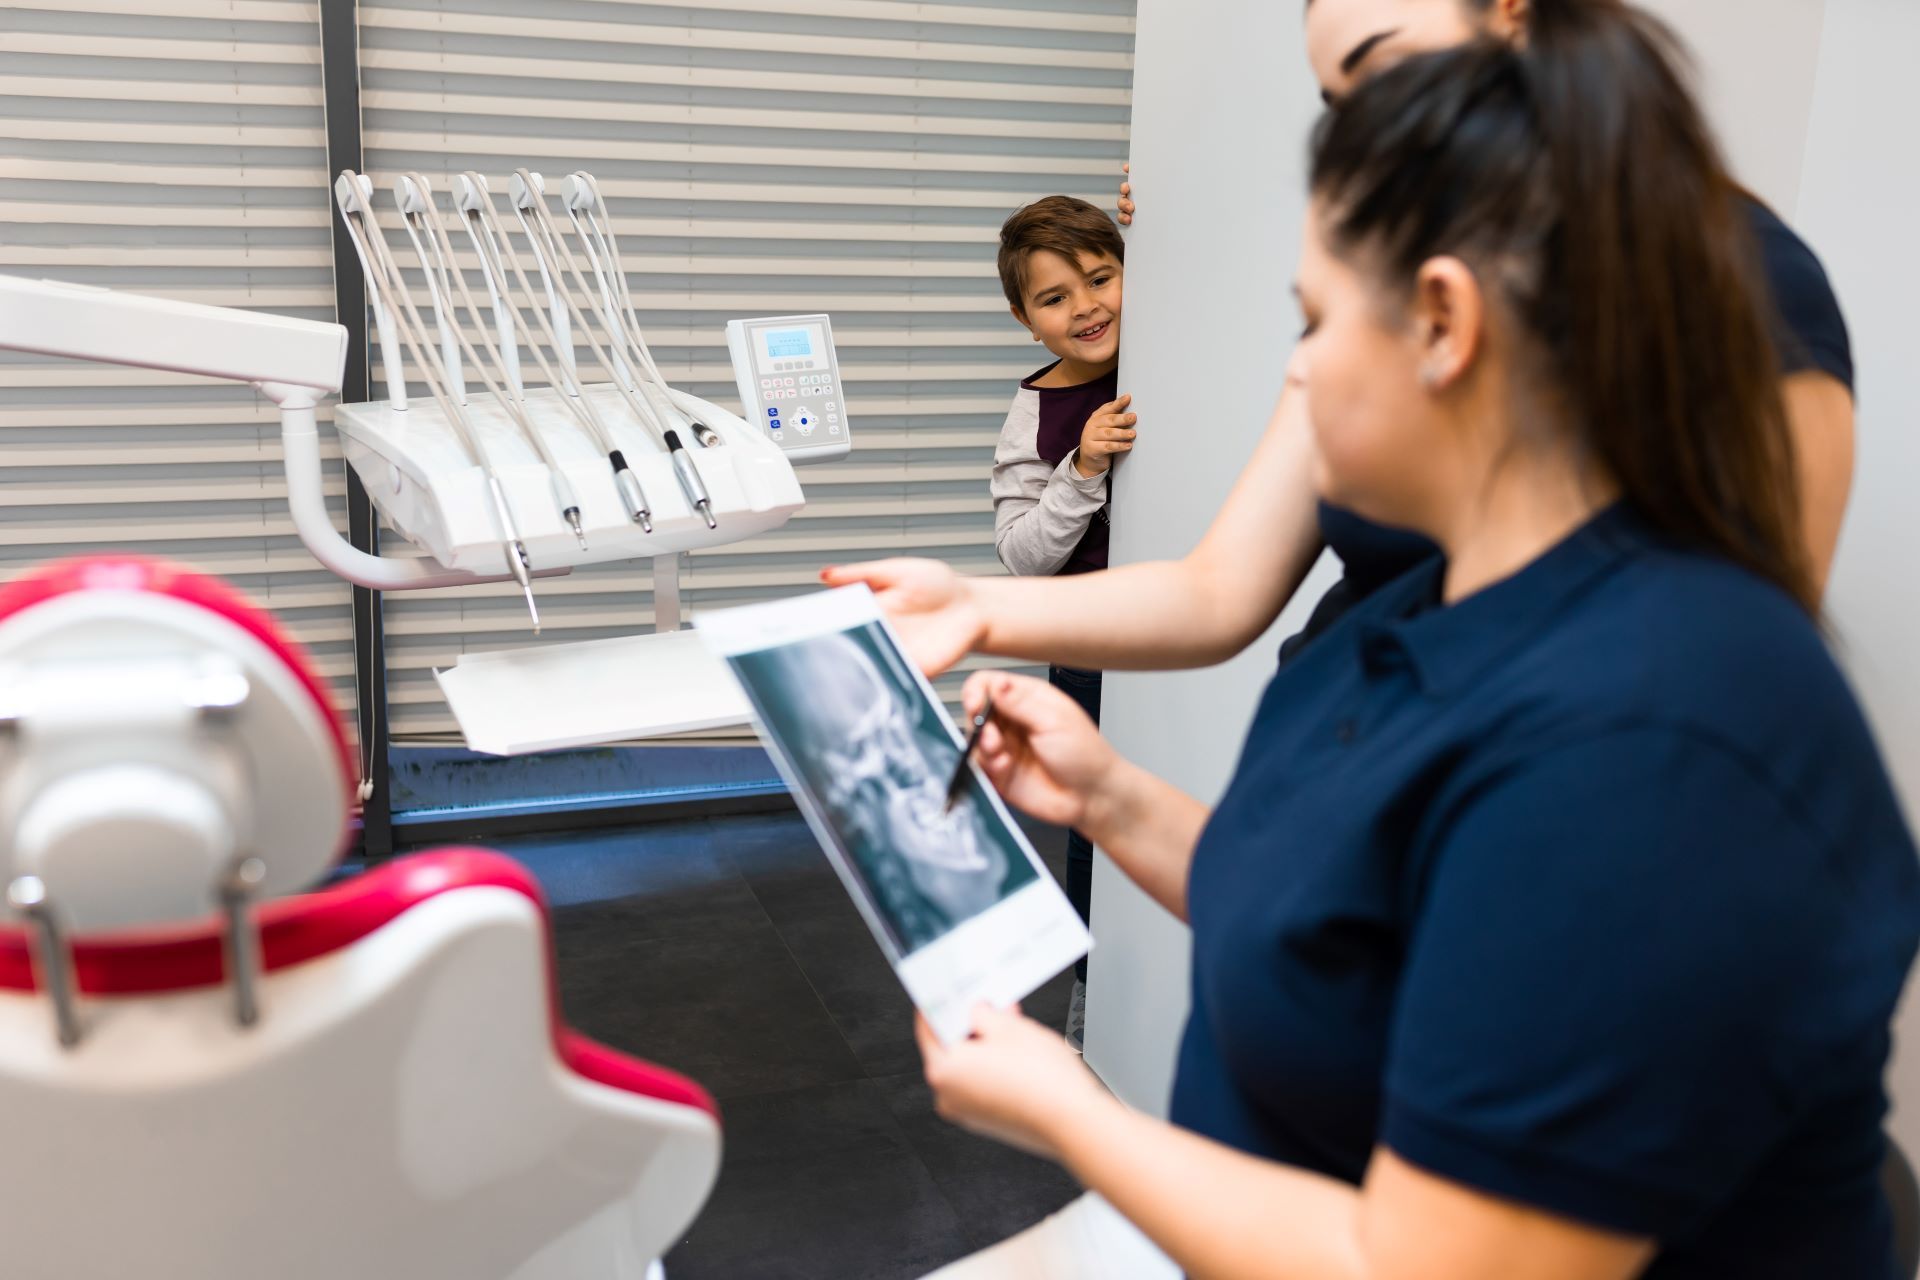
{"left": 1283, "top": 198, "right": 1856, "bottom": 663}
{"left": 1172, "top": 507, "right": 1920, "bottom": 1276}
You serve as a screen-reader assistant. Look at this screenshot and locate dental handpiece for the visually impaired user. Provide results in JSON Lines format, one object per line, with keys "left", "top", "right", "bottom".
{"left": 608, "top": 450, "right": 653, "bottom": 534}
{"left": 487, "top": 475, "right": 540, "bottom": 633}
{"left": 664, "top": 430, "right": 716, "bottom": 530}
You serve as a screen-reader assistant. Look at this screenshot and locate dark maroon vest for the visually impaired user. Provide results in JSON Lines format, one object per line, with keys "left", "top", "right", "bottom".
{"left": 1023, "top": 361, "right": 1118, "bottom": 575}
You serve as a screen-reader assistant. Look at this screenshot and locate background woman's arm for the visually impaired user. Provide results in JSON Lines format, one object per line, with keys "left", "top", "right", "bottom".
{"left": 825, "top": 376, "right": 1322, "bottom": 676}
{"left": 1785, "top": 370, "right": 1854, "bottom": 595}
{"left": 970, "top": 379, "right": 1322, "bottom": 671}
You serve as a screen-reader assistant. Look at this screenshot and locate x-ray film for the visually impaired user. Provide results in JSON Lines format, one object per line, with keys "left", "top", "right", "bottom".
{"left": 699, "top": 586, "right": 1090, "bottom": 1044}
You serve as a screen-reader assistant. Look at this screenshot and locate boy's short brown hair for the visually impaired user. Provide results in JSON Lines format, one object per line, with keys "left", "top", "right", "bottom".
{"left": 996, "top": 195, "right": 1125, "bottom": 314}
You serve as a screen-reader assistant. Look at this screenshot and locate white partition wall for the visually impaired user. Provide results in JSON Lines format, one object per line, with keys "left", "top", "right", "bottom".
{"left": 1795, "top": 0, "right": 1920, "bottom": 1161}
{"left": 1082, "top": 0, "right": 1335, "bottom": 1112}
{"left": 1641, "top": 0, "right": 1827, "bottom": 213}
{"left": 1096, "top": 0, "right": 1920, "bottom": 1154}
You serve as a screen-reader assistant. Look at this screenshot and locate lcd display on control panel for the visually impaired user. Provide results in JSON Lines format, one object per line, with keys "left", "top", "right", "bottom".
{"left": 765, "top": 329, "right": 812, "bottom": 359}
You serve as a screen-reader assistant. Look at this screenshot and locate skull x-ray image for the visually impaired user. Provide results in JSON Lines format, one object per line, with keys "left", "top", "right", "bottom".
{"left": 730, "top": 622, "right": 1039, "bottom": 956}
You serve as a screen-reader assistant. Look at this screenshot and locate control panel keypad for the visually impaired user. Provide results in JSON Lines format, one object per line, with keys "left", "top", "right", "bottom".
{"left": 763, "top": 378, "right": 836, "bottom": 440}
{"left": 737, "top": 315, "right": 847, "bottom": 454}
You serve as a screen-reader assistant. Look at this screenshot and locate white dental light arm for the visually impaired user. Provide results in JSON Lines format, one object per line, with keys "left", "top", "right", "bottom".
{"left": 0, "top": 273, "right": 565, "bottom": 595}
{"left": 0, "top": 274, "right": 348, "bottom": 393}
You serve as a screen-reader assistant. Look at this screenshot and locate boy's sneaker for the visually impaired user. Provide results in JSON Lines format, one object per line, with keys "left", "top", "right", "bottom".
{"left": 1065, "top": 978, "right": 1087, "bottom": 1053}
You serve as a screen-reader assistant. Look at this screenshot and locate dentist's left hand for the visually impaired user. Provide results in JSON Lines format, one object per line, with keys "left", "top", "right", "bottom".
{"left": 961, "top": 670, "right": 1127, "bottom": 834}
{"left": 917, "top": 1005, "right": 1116, "bottom": 1161}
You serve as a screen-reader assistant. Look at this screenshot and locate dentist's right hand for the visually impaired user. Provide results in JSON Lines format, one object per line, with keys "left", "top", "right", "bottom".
{"left": 962, "top": 670, "right": 1126, "bottom": 834}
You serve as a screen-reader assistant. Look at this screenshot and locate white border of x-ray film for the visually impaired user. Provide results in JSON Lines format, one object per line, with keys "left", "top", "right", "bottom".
{"left": 699, "top": 585, "right": 1090, "bottom": 1044}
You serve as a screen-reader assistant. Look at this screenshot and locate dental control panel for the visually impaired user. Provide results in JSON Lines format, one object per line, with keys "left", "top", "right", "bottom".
{"left": 726, "top": 313, "right": 850, "bottom": 464}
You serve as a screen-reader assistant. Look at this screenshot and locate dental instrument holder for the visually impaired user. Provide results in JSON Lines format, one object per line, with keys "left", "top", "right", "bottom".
{"left": 323, "top": 168, "right": 846, "bottom": 751}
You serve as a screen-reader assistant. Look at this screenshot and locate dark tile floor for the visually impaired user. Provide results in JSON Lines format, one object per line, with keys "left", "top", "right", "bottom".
{"left": 462, "top": 810, "right": 1082, "bottom": 1280}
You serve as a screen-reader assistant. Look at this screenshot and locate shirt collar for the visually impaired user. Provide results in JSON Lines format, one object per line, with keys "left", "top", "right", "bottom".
{"left": 1355, "top": 504, "right": 1645, "bottom": 698}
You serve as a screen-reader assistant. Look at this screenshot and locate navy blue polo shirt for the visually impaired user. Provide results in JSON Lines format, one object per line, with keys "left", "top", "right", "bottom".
{"left": 1282, "top": 197, "right": 1855, "bottom": 664}
{"left": 1172, "top": 507, "right": 1920, "bottom": 1275}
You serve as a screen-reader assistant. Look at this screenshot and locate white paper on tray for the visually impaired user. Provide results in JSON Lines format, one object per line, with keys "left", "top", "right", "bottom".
{"left": 434, "top": 629, "right": 752, "bottom": 755}
{"left": 698, "top": 585, "right": 1090, "bottom": 1044}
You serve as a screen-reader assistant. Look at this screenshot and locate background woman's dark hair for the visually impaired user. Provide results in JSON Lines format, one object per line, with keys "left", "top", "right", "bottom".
{"left": 1309, "top": 0, "right": 1814, "bottom": 610}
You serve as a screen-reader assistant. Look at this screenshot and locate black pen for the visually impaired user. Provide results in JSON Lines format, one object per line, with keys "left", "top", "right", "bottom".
{"left": 943, "top": 693, "right": 994, "bottom": 812}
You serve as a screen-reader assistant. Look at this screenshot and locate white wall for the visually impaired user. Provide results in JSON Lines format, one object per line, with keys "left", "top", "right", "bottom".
{"left": 1794, "top": 0, "right": 1920, "bottom": 1159}
{"left": 1094, "top": 0, "right": 1920, "bottom": 1153}
{"left": 1081, "top": 0, "right": 1337, "bottom": 1112}
{"left": 1640, "top": 0, "right": 1828, "bottom": 212}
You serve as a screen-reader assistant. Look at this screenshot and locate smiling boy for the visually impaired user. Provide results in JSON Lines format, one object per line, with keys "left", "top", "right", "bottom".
{"left": 990, "top": 195, "right": 1134, "bottom": 580}
{"left": 988, "top": 194, "right": 1135, "bottom": 1049}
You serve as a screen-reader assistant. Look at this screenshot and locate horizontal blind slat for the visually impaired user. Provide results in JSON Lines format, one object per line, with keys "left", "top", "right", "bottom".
{"left": 361, "top": 48, "right": 1130, "bottom": 107}
{"left": 358, "top": 8, "right": 1133, "bottom": 71}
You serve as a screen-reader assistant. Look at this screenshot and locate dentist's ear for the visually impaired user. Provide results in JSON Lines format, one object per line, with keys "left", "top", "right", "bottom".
{"left": 1488, "top": 0, "right": 1533, "bottom": 46}
{"left": 1411, "top": 255, "right": 1484, "bottom": 393}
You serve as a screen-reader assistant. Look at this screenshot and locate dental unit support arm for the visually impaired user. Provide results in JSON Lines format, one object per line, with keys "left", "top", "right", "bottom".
{"left": 0, "top": 274, "right": 572, "bottom": 593}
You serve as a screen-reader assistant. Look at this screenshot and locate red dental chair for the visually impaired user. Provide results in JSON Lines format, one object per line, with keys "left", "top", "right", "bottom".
{"left": 0, "top": 558, "right": 720, "bottom": 1280}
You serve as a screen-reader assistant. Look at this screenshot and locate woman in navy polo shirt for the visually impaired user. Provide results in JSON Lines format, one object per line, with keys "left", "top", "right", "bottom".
{"left": 914, "top": 10, "right": 1920, "bottom": 1279}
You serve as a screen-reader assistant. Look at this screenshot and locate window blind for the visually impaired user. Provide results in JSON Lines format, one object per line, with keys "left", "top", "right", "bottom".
{"left": 355, "top": 0, "right": 1136, "bottom": 740}
{"left": 0, "top": 0, "right": 360, "bottom": 733}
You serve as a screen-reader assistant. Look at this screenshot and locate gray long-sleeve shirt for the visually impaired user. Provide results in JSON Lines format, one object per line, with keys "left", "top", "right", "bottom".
{"left": 990, "top": 375, "right": 1113, "bottom": 576}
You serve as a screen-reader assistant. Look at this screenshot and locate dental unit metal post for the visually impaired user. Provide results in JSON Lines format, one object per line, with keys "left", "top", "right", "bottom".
{"left": 7, "top": 875, "right": 81, "bottom": 1048}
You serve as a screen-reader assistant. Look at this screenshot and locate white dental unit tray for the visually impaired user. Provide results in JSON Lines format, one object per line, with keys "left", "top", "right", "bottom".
{"left": 332, "top": 382, "right": 803, "bottom": 578}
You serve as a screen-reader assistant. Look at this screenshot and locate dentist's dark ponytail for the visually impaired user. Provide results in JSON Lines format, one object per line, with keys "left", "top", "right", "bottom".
{"left": 1313, "top": 1, "right": 1813, "bottom": 611}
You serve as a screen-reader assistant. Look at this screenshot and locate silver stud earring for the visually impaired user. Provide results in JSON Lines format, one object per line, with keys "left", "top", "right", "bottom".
{"left": 1420, "top": 367, "right": 1440, "bottom": 389}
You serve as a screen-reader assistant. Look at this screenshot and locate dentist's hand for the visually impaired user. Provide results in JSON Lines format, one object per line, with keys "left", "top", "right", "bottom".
{"left": 962, "top": 670, "right": 1124, "bottom": 831}
{"left": 820, "top": 559, "right": 985, "bottom": 678}
{"left": 917, "top": 1005, "right": 1114, "bottom": 1161}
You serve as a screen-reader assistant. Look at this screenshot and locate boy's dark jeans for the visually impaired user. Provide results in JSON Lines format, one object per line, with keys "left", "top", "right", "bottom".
{"left": 1048, "top": 664, "right": 1103, "bottom": 983}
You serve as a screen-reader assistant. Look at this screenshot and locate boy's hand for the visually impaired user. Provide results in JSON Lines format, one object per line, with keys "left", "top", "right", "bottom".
{"left": 1074, "top": 393, "right": 1137, "bottom": 477}
{"left": 1117, "top": 161, "right": 1135, "bottom": 225}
